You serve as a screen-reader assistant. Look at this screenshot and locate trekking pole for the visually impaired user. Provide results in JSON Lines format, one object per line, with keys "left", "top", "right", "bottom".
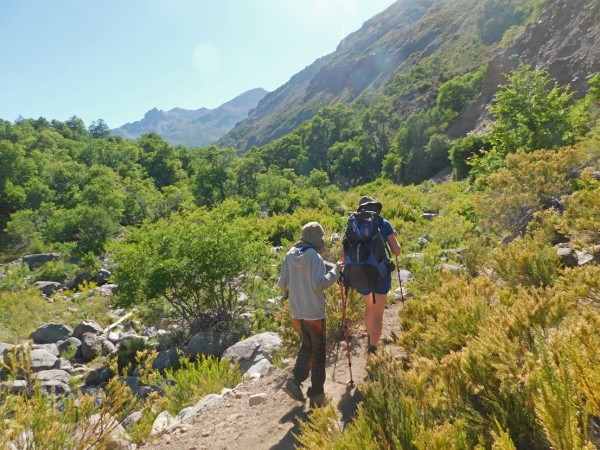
{"left": 395, "top": 254, "right": 405, "bottom": 302}
{"left": 339, "top": 277, "right": 354, "bottom": 386}
{"left": 332, "top": 281, "right": 344, "bottom": 381}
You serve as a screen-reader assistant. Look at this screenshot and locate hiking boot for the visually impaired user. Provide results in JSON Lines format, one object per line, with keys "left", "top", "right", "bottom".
{"left": 309, "top": 393, "right": 328, "bottom": 408}
{"left": 368, "top": 344, "right": 378, "bottom": 355}
{"left": 282, "top": 378, "right": 305, "bottom": 402}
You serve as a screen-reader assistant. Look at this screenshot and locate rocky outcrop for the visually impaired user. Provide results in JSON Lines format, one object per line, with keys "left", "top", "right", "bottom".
{"left": 452, "top": 0, "right": 600, "bottom": 136}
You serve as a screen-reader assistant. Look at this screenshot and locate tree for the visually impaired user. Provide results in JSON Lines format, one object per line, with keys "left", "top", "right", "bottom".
{"left": 191, "top": 146, "right": 236, "bottom": 207}
{"left": 489, "top": 65, "right": 575, "bottom": 155}
{"left": 88, "top": 119, "right": 111, "bottom": 139}
{"left": 109, "top": 209, "right": 268, "bottom": 329}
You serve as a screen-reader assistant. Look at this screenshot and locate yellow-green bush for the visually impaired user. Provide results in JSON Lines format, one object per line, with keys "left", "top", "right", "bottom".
{"left": 492, "top": 233, "right": 561, "bottom": 289}
{"left": 476, "top": 146, "right": 591, "bottom": 237}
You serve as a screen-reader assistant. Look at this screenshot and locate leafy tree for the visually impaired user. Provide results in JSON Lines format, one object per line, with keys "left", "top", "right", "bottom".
{"left": 88, "top": 119, "right": 111, "bottom": 139}
{"left": 109, "top": 209, "right": 268, "bottom": 329}
{"left": 191, "top": 146, "right": 236, "bottom": 207}
{"left": 436, "top": 68, "right": 485, "bottom": 115}
{"left": 449, "top": 135, "right": 491, "bottom": 180}
{"left": 489, "top": 65, "right": 576, "bottom": 155}
{"left": 138, "top": 133, "right": 187, "bottom": 189}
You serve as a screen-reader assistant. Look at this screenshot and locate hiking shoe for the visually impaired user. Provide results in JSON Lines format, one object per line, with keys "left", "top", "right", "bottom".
{"left": 309, "top": 393, "right": 328, "bottom": 408}
{"left": 282, "top": 378, "right": 305, "bottom": 402}
{"left": 368, "top": 344, "right": 378, "bottom": 355}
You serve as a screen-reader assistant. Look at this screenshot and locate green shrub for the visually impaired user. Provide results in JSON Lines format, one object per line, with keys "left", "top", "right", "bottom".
{"left": 492, "top": 233, "right": 561, "bottom": 289}
{"left": 159, "top": 354, "right": 243, "bottom": 416}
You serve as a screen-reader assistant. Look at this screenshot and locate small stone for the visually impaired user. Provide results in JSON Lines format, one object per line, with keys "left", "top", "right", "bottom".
{"left": 249, "top": 393, "right": 268, "bottom": 406}
{"left": 202, "top": 430, "right": 211, "bottom": 437}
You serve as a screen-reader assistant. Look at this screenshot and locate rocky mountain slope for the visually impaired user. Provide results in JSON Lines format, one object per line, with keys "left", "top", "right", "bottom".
{"left": 112, "top": 88, "right": 267, "bottom": 147}
{"left": 450, "top": 0, "right": 600, "bottom": 136}
{"left": 219, "top": 0, "right": 600, "bottom": 152}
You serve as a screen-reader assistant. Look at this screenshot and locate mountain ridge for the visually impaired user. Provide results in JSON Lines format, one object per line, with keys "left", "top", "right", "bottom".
{"left": 112, "top": 88, "right": 268, "bottom": 147}
{"left": 218, "top": 0, "right": 600, "bottom": 152}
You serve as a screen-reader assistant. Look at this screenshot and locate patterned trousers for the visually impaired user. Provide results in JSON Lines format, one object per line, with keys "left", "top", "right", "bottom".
{"left": 292, "top": 318, "right": 326, "bottom": 397}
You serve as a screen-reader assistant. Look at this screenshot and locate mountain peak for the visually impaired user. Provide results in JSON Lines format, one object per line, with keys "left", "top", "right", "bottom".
{"left": 112, "top": 89, "right": 268, "bottom": 147}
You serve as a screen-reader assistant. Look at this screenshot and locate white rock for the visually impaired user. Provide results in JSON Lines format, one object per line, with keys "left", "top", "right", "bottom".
{"left": 151, "top": 411, "right": 175, "bottom": 436}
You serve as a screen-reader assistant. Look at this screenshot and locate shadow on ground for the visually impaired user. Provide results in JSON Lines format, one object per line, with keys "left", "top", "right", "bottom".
{"left": 270, "top": 406, "right": 309, "bottom": 450}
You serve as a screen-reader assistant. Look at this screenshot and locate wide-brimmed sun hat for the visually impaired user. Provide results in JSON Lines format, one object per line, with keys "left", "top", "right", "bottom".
{"left": 357, "top": 196, "right": 382, "bottom": 214}
{"left": 295, "top": 221, "right": 326, "bottom": 250}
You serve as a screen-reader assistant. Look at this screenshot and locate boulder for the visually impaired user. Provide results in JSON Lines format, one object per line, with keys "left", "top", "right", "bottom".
{"left": 185, "top": 331, "right": 238, "bottom": 358}
{"left": 22, "top": 253, "right": 60, "bottom": 270}
{"left": 33, "top": 343, "right": 59, "bottom": 356}
{"left": 29, "top": 323, "right": 72, "bottom": 344}
{"left": 121, "top": 411, "right": 143, "bottom": 430}
{"left": 80, "top": 332, "right": 103, "bottom": 362}
{"left": 96, "top": 269, "right": 111, "bottom": 285}
{"left": 556, "top": 247, "right": 578, "bottom": 267}
{"left": 439, "top": 264, "right": 463, "bottom": 274}
{"left": 174, "top": 394, "right": 223, "bottom": 423}
{"left": 397, "top": 269, "right": 414, "bottom": 283}
{"left": 32, "top": 281, "right": 62, "bottom": 296}
{"left": 30, "top": 349, "right": 58, "bottom": 372}
{"left": 0, "top": 379, "right": 28, "bottom": 395}
{"left": 33, "top": 369, "right": 70, "bottom": 395}
{"left": 73, "top": 320, "right": 105, "bottom": 339}
{"left": 0, "top": 343, "right": 15, "bottom": 365}
{"left": 221, "top": 332, "right": 281, "bottom": 376}
{"left": 249, "top": 393, "right": 268, "bottom": 406}
{"left": 576, "top": 250, "right": 595, "bottom": 266}
{"left": 85, "top": 366, "right": 114, "bottom": 386}
{"left": 53, "top": 358, "right": 73, "bottom": 372}
{"left": 152, "top": 348, "right": 180, "bottom": 371}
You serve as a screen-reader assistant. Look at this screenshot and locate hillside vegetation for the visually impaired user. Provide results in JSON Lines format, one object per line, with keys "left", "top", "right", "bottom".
{"left": 1, "top": 1, "right": 599, "bottom": 446}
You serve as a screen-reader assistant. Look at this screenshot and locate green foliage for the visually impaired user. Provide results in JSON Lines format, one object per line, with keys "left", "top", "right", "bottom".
{"left": 475, "top": 145, "right": 591, "bottom": 236}
{"left": 449, "top": 135, "right": 492, "bottom": 181}
{"left": 0, "top": 361, "right": 137, "bottom": 450}
{"left": 109, "top": 208, "right": 270, "bottom": 330}
{"left": 477, "top": 0, "right": 528, "bottom": 44}
{"left": 490, "top": 65, "right": 577, "bottom": 155}
{"left": 159, "top": 354, "right": 243, "bottom": 416}
{"left": 436, "top": 68, "right": 486, "bottom": 115}
{"left": 492, "top": 233, "right": 561, "bottom": 289}
{"left": 0, "top": 287, "right": 113, "bottom": 343}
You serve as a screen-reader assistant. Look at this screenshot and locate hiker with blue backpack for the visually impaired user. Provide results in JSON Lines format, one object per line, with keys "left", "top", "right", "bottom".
{"left": 278, "top": 222, "right": 343, "bottom": 407}
{"left": 341, "top": 196, "right": 401, "bottom": 354}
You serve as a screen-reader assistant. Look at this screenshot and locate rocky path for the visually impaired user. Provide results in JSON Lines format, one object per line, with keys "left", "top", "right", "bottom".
{"left": 141, "top": 300, "right": 404, "bottom": 450}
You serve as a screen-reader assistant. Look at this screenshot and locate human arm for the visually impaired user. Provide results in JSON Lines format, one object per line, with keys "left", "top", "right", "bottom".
{"left": 277, "top": 257, "right": 289, "bottom": 291}
{"left": 387, "top": 232, "right": 401, "bottom": 257}
{"left": 311, "top": 251, "right": 341, "bottom": 291}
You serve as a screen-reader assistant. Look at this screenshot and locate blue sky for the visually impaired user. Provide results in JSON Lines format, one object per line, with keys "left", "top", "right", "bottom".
{"left": 0, "top": 0, "right": 396, "bottom": 128}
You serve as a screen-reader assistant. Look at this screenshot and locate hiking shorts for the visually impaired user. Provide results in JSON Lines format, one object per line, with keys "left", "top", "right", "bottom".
{"left": 357, "top": 272, "right": 392, "bottom": 296}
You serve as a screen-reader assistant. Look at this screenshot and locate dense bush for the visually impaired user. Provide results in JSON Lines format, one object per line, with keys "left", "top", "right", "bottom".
{"left": 109, "top": 208, "right": 271, "bottom": 331}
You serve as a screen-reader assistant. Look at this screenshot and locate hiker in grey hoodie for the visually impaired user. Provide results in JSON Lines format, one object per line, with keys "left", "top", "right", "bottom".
{"left": 278, "top": 222, "right": 342, "bottom": 408}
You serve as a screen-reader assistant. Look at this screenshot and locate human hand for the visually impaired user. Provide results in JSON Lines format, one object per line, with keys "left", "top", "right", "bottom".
{"left": 336, "top": 261, "right": 344, "bottom": 272}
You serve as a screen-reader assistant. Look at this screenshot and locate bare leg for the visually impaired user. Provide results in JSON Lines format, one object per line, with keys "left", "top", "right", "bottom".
{"left": 361, "top": 293, "right": 387, "bottom": 347}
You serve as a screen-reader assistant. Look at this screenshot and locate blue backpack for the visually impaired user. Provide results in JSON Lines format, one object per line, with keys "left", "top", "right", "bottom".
{"left": 342, "top": 211, "right": 390, "bottom": 293}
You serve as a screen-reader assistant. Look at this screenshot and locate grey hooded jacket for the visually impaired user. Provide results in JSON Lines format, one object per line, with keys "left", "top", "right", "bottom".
{"left": 278, "top": 246, "right": 340, "bottom": 320}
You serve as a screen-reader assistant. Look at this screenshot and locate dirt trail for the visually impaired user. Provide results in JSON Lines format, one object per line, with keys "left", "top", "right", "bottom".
{"left": 142, "top": 300, "right": 404, "bottom": 450}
